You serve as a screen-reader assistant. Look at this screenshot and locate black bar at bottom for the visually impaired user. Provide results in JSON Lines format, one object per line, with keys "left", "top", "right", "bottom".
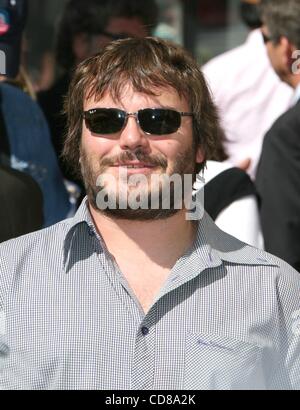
{"left": 100, "top": 391, "right": 208, "bottom": 407}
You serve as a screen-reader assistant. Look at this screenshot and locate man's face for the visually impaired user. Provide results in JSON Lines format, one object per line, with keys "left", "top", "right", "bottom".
{"left": 80, "top": 83, "right": 204, "bottom": 220}
{"left": 262, "top": 25, "right": 290, "bottom": 83}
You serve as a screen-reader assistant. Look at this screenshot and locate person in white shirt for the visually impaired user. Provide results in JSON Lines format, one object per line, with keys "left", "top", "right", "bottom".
{"left": 256, "top": 0, "right": 300, "bottom": 272}
{"left": 202, "top": 0, "right": 292, "bottom": 178}
{"left": 203, "top": 160, "right": 264, "bottom": 248}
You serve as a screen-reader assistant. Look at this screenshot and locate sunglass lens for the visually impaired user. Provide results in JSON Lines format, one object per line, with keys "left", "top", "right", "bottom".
{"left": 85, "top": 109, "right": 125, "bottom": 134}
{"left": 139, "top": 109, "right": 181, "bottom": 135}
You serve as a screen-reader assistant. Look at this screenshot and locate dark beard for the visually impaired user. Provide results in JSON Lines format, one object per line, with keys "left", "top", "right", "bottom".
{"left": 80, "top": 147, "right": 198, "bottom": 221}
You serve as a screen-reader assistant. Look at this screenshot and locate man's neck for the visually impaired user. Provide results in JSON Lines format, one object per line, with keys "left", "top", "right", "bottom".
{"left": 289, "top": 75, "right": 300, "bottom": 89}
{"left": 89, "top": 204, "right": 197, "bottom": 268}
{"left": 286, "top": 76, "right": 300, "bottom": 106}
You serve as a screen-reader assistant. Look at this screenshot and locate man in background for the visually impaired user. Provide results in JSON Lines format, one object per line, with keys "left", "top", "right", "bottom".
{"left": 203, "top": 0, "right": 292, "bottom": 178}
{"left": 256, "top": 0, "right": 300, "bottom": 272}
{"left": 38, "top": 0, "right": 158, "bottom": 184}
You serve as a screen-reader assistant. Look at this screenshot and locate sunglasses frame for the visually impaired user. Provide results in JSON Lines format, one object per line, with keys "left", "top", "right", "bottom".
{"left": 83, "top": 108, "right": 194, "bottom": 136}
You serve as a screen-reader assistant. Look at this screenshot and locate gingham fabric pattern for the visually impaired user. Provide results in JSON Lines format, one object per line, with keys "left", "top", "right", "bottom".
{"left": 0, "top": 198, "right": 299, "bottom": 390}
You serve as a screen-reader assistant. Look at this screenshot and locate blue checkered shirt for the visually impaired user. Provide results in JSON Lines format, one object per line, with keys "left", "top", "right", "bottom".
{"left": 0, "top": 198, "right": 299, "bottom": 390}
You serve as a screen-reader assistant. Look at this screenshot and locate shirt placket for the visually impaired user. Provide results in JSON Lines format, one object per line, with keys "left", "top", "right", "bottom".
{"left": 131, "top": 305, "right": 157, "bottom": 390}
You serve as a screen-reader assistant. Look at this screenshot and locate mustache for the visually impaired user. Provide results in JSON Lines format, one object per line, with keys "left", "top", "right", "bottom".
{"left": 99, "top": 149, "right": 168, "bottom": 169}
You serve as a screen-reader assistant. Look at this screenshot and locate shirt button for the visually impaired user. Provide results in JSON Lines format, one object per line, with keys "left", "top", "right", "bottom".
{"left": 141, "top": 326, "right": 149, "bottom": 336}
{"left": 88, "top": 227, "right": 95, "bottom": 237}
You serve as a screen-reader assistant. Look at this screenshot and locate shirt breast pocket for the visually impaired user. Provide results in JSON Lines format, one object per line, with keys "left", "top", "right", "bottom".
{"left": 184, "top": 332, "right": 265, "bottom": 390}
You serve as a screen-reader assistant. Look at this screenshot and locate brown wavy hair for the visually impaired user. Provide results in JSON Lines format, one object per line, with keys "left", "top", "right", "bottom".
{"left": 63, "top": 37, "right": 227, "bottom": 178}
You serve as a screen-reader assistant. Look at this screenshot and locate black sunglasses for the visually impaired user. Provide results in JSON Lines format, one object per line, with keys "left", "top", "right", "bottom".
{"left": 83, "top": 108, "right": 194, "bottom": 136}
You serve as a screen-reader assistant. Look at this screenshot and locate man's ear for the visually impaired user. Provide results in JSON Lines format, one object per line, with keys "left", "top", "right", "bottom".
{"left": 196, "top": 146, "right": 205, "bottom": 164}
{"left": 281, "top": 36, "right": 295, "bottom": 72}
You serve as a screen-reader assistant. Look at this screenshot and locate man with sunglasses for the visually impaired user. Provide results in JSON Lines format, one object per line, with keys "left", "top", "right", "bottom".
{"left": 0, "top": 37, "right": 299, "bottom": 391}
{"left": 202, "top": 0, "right": 292, "bottom": 179}
{"left": 256, "top": 0, "right": 300, "bottom": 272}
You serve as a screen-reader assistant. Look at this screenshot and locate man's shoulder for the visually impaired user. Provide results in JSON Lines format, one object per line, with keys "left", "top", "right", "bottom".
{"left": 0, "top": 220, "right": 68, "bottom": 305}
{"left": 207, "top": 214, "right": 299, "bottom": 279}
{"left": 230, "top": 237, "right": 299, "bottom": 284}
{"left": 0, "top": 82, "right": 38, "bottom": 110}
{"left": 261, "top": 248, "right": 299, "bottom": 279}
{"left": 261, "top": 103, "right": 300, "bottom": 158}
{"left": 267, "top": 102, "right": 300, "bottom": 135}
{"left": 0, "top": 218, "right": 73, "bottom": 263}
{"left": 277, "top": 101, "right": 299, "bottom": 122}
{"left": 0, "top": 82, "right": 28, "bottom": 98}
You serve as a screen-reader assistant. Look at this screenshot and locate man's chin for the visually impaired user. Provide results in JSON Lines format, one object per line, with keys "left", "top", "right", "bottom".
{"left": 87, "top": 189, "right": 180, "bottom": 221}
{"left": 94, "top": 207, "right": 181, "bottom": 221}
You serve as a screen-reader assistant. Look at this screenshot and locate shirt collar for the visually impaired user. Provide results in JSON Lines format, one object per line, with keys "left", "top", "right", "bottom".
{"left": 63, "top": 198, "right": 98, "bottom": 271}
{"left": 245, "top": 29, "right": 264, "bottom": 49}
{"left": 198, "top": 211, "right": 278, "bottom": 267}
{"left": 67, "top": 197, "right": 93, "bottom": 228}
{"left": 64, "top": 197, "right": 278, "bottom": 271}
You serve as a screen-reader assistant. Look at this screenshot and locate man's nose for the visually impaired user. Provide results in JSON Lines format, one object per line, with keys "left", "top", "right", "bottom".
{"left": 118, "top": 116, "right": 150, "bottom": 151}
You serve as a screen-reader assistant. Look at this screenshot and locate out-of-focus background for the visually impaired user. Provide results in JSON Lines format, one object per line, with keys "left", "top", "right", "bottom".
{"left": 26, "top": 0, "right": 247, "bottom": 91}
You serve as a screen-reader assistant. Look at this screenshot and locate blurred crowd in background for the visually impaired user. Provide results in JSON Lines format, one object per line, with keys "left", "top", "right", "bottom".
{"left": 23, "top": 0, "right": 248, "bottom": 93}
{"left": 0, "top": 0, "right": 300, "bottom": 272}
